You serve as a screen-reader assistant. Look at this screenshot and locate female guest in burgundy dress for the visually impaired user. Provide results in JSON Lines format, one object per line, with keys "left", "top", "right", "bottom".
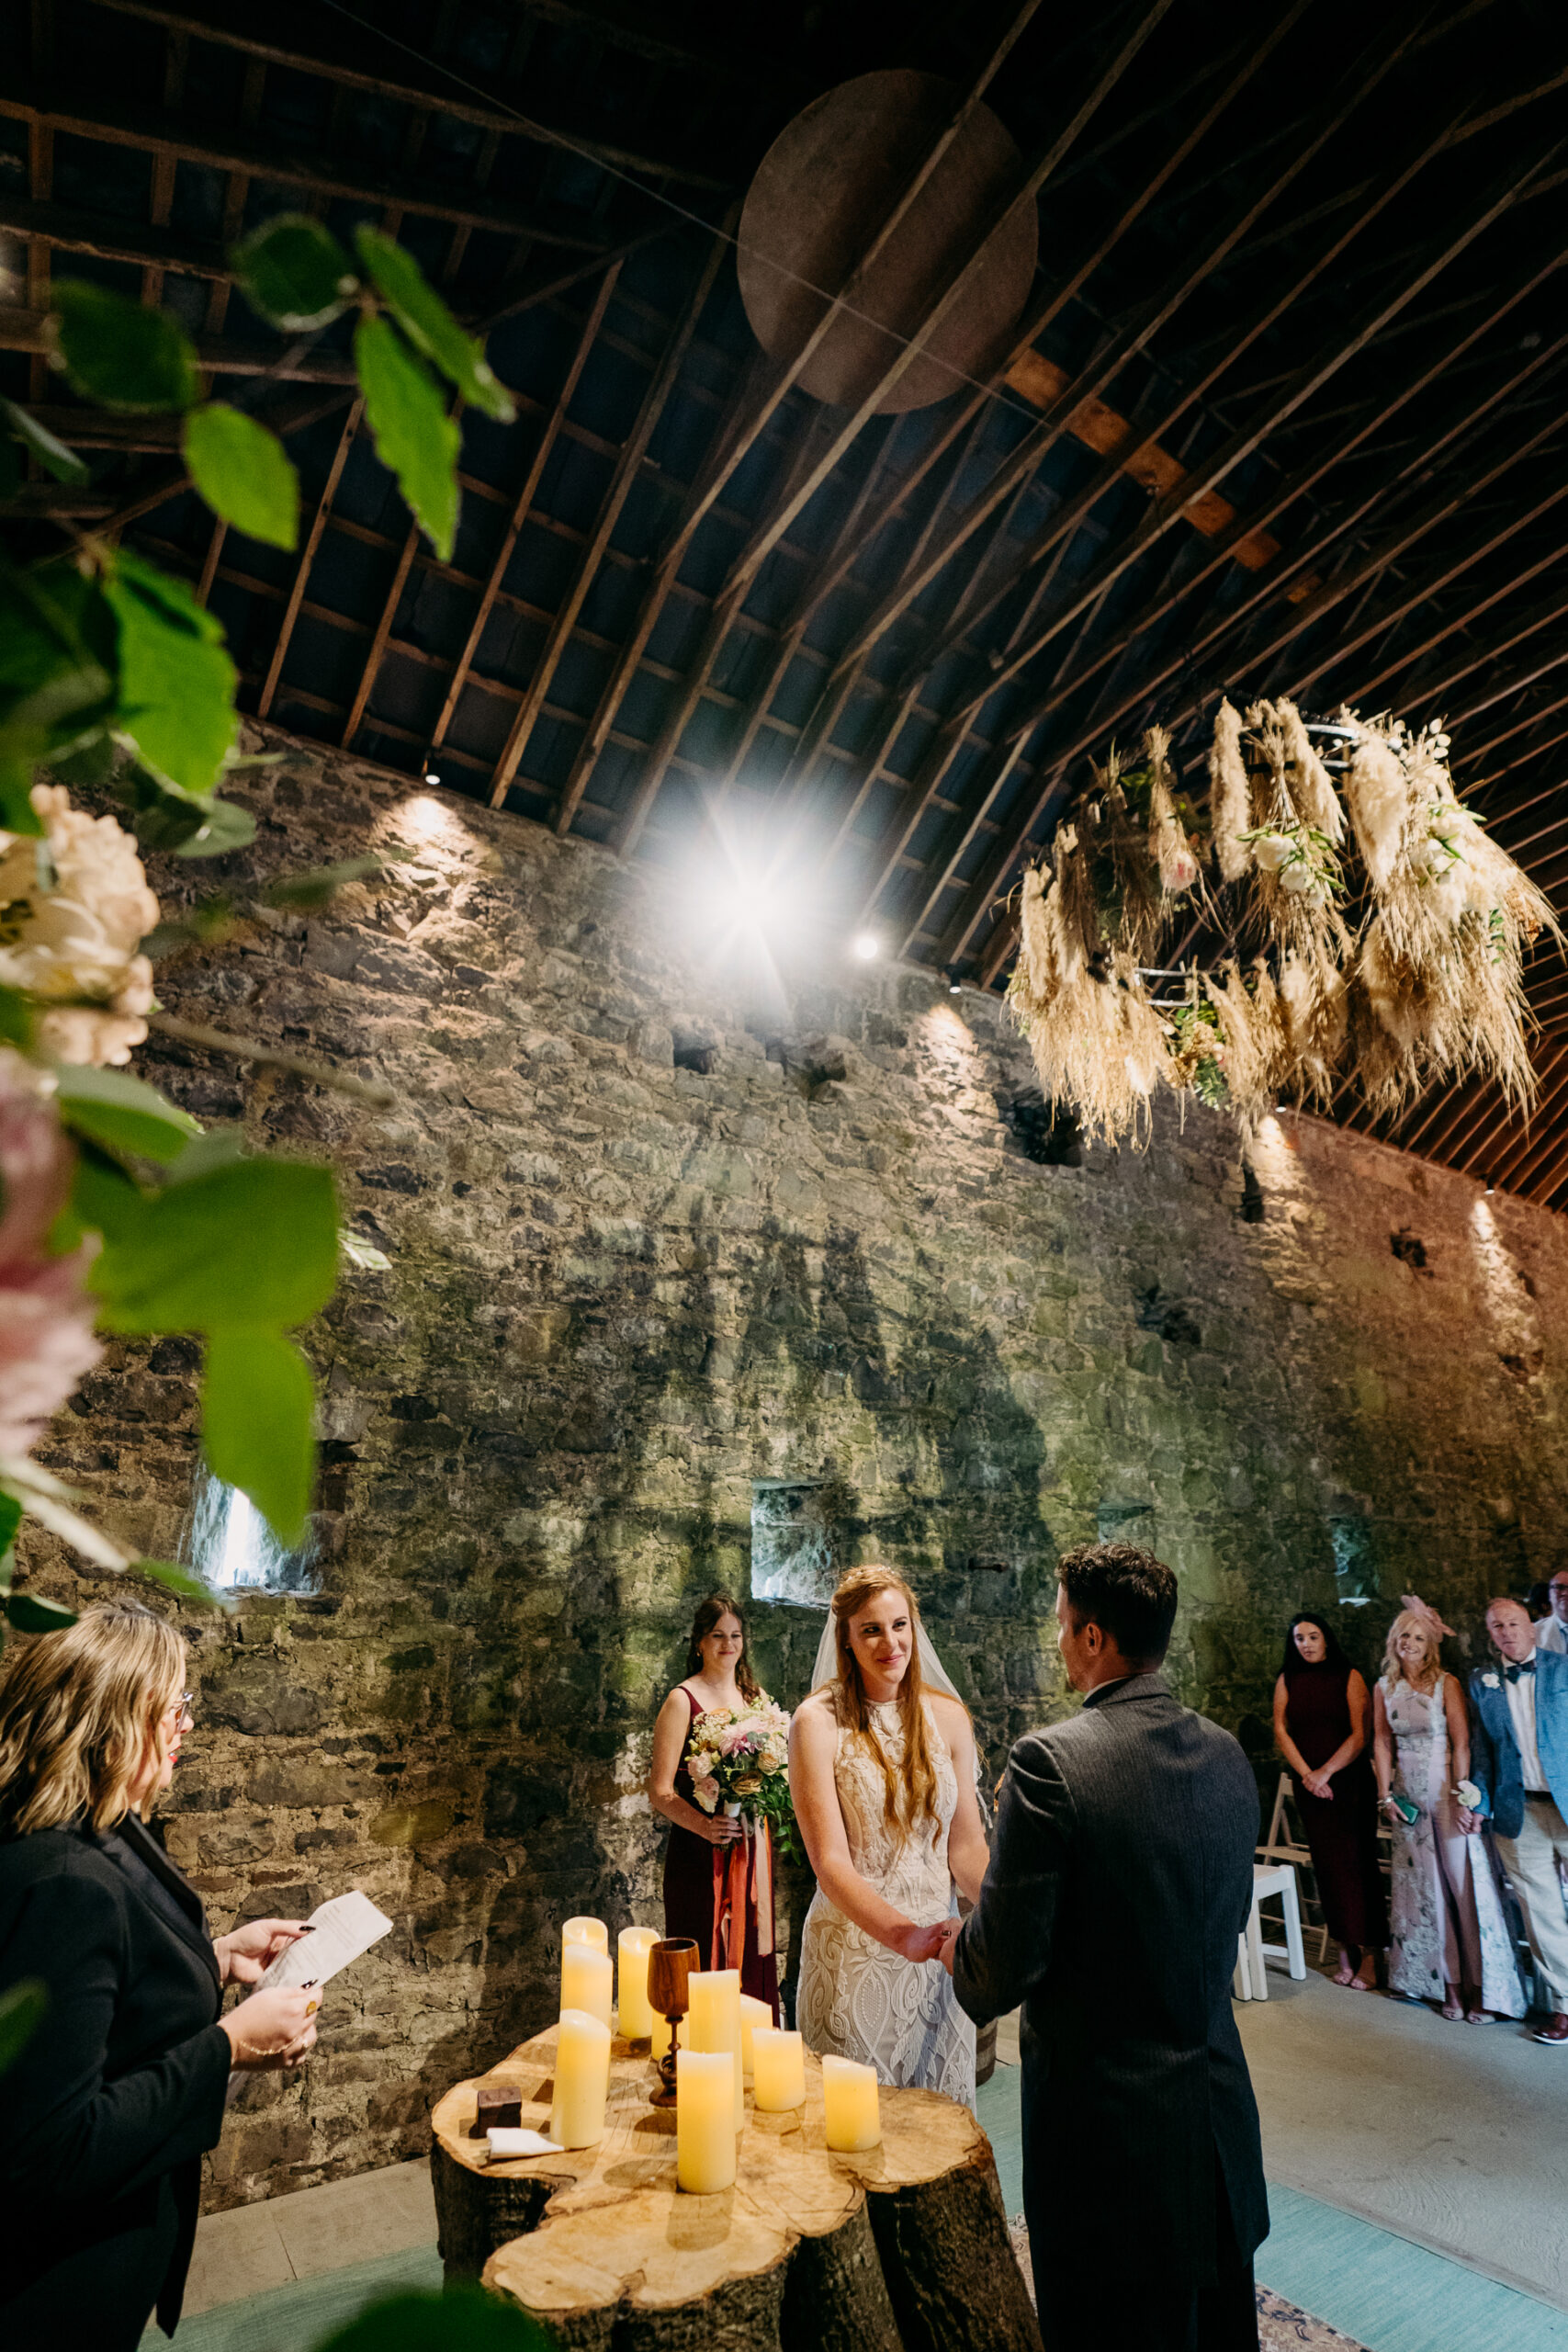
{"left": 1273, "top": 1612, "right": 1386, "bottom": 1988}
{"left": 649, "top": 1591, "right": 780, "bottom": 2018}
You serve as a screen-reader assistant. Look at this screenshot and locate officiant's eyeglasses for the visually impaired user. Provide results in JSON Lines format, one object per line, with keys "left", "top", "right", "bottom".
{"left": 163, "top": 1692, "right": 196, "bottom": 1730}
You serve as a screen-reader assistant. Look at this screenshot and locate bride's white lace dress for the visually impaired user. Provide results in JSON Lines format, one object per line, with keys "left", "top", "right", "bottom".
{"left": 795, "top": 1686, "right": 976, "bottom": 2108}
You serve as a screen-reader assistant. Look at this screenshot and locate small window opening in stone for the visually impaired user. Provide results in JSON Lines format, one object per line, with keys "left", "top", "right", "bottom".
{"left": 1239, "top": 1165, "right": 1266, "bottom": 1224}
{"left": 672, "top": 1034, "right": 716, "bottom": 1074}
{"left": 1329, "top": 1516, "right": 1378, "bottom": 1605}
{"left": 187, "top": 1466, "right": 315, "bottom": 1593}
{"left": 1001, "top": 1090, "right": 1084, "bottom": 1166}
{"left": 1390, "top": 1227, "right": 1429, "bottom": 1272}
{"left": 750, "top": 1480, "right": 839, "bottom": 1606}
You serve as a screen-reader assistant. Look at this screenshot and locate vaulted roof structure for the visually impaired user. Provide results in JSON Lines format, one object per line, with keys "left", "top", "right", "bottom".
{"left": 6, "top": 0, "right": 1568, "bottom": 1195}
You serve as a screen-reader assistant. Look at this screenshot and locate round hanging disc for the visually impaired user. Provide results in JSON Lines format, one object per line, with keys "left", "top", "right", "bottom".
{"left": 737, "top": 69, "right": 1038, "bottom": 414}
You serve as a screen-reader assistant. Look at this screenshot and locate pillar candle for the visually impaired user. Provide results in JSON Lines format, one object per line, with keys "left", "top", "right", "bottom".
{"left": 739, "top": 1993, "right": 773, "bottom": 2080}
{"left": 676, "top": 2049, "right": 737, "bottom": 2193}
{"left": 750, "top": 2027, "right": 806, "bottom": 2112}
{"left": 549, "top": 2009, "right": 612, "bottom": 2150}
{"left": 617, "top": 1926, "right": 660, "bottom": 2040}
{"left": 562, "top": 1916, "right": 608, "bottom": 1954}
{"left": 686, "top": 1967, "right": 744, "bottom": 2131}
{"left": 561, "top": 1942, "right": 613, "bottom": 2029}
{"left": 821, "top": 2054, "right": 881, "bottom": 2151}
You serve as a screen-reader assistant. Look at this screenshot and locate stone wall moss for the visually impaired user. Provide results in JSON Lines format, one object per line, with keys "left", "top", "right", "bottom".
{"left": 17, "top": 726, "right": 1568, "bottom": 2206}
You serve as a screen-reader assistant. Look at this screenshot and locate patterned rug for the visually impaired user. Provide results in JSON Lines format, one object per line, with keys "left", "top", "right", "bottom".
{"left": 1008, "top": 2220, "right": 1371, "bottom": 2350}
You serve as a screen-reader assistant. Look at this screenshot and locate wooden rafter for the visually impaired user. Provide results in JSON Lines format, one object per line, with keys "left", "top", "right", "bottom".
{"left": 487, "top": 216, "right": 734, "bottom": 806}
{"left": 257, "top": 398, "right": 364, "bottom": 718}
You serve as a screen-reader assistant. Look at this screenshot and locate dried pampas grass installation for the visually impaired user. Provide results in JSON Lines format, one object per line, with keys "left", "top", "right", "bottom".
{"left": 1342, "top": 715, "right": 1411, "bottom": 891}
{"left": 1203, "top": 959, "right": 1286, "bottom": 1131}
{"left": 1209, "top": 699, "right": 1252, "bottom": 881}
{"left": 1005, "top": 701, "right": 1555, "bottom": 1152}
{"left": 1277, "top": 698, "right": 1345, "bottom": 844}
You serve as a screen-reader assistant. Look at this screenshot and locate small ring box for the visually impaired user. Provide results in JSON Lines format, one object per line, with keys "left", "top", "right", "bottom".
{"left": 471, "top": 2084, "right": 524, "bottom": 2137}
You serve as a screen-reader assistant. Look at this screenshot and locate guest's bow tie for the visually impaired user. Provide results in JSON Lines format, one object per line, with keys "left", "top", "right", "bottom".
{"left": 1505, "top": 1659, "right": 1536, "bottom": 1684}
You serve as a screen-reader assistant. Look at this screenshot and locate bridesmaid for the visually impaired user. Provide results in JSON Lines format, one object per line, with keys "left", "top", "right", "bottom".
{"left": 649, "top": 1591, "right": 780, "bottom": 2018}
{"left": 1273, "top": 1613, "right": 1386, "bottom": 1988}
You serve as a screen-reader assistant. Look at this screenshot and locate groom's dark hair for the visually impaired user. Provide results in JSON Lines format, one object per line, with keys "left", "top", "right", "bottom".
{"left": 1058, "top": 1543, "right": 1178, "bottom": 1666}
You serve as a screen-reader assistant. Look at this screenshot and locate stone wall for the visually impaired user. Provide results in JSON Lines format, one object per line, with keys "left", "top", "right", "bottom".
{"left": 17, "top": 724, "right": 1568, "bottom": 2205}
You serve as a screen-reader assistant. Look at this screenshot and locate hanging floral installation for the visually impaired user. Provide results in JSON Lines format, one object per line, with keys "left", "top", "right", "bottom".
{"left": 1007, "top": 700, "right": 1560, "bottom": 1146}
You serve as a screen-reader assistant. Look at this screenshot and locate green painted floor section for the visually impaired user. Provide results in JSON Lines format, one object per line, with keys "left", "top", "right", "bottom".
{"left": 976, "top": 2068, "right": 1568, "bottom": 2352}
{"left": 141, "top": 2245, "right": 443, "bottom": 2350}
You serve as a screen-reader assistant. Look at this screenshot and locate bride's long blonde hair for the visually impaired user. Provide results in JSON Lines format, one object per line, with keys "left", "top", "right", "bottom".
{"left": 828, "top": 1566, "right": 944, "bottom": 1835}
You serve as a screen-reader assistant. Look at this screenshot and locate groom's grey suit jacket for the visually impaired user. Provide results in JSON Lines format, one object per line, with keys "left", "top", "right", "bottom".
{"left": 952, "top": 1673, "right": 1268, "bottom": 2295}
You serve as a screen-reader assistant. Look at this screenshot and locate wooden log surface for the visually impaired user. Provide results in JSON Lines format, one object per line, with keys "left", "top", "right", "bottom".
{"left": 431, "top": 2026, "right": 1039, "bottom": 2352}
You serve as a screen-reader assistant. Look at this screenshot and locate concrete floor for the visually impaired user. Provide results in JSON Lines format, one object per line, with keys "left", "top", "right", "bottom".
{"left": 177, "top": 2160, "right": 436, "bottom": 2318}
{"left": 1238, "top": 1964, "right": 1567, "bottom": 2311}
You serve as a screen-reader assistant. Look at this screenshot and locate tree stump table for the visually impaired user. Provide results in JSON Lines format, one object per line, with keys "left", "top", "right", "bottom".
{"left": 432, "top": 2026, "right": 1041, "bottom": 2352}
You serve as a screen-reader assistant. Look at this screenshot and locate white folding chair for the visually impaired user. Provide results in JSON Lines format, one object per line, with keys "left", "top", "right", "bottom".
{"left": 1257, "top": 1771, "right": 1330, "bottom": 1963}
{"left": 1247, "top": 1860, "right": 1308, "bottom": 1995}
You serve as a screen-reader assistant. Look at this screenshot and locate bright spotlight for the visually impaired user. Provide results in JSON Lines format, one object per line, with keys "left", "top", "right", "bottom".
{"left": 852, "top": 933, "right": 880, "bottom": 961}
{"left": 424, "top": 769, "right": 441, "bottom": 786}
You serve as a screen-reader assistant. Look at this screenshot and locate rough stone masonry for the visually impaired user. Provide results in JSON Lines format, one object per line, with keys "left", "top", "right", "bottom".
{"left": 16, "top": 723, "right": 1568, "bottom": 2206}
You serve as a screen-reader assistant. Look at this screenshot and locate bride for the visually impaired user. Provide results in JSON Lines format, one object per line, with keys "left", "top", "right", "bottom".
{"left": 791, "top": 1566, "right": 987, "bottom": 2106}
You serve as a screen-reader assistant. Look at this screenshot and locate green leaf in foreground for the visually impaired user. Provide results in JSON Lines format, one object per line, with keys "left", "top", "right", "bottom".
{"left": 135, "top": 1557, "right": 229, "bottom": 1610}
{"left": 89, "top": 1155, "right": 339, "bottom": 1333}
{"left": 53, "top": 1065, "right": 202, "bottom": 1166}
{"left": 231, "top": 214, "right": 357, "bottom": 333}
{"left": 0, "top": 1981, "right": 48, "bottom": 2077}
{"left": 202, "top": 1328, "right": 315, "bottom": 1548}
{"left": 104, "top": 548, "right": 237, "bottom": 796}
{"left": 183, "top": 404, "right": 299, "bottom": 550}
{"left": 313, "top": 2287, "right": 551, "bottom": 2352}
{"left": 1, "top": 397, "right": 89, "bottom": 486}
{"left": 172, "top": 795, "right": 257, "bottom": 857}
{"left": 51, "top": 281, "right": 199, "bottom": 413}
{"left": 0, "top": 986, "right": 33, "bottom": 1049}
{"left": 4, "top": 1590, "right": 78, "bottom": 1633}
{"left": 354, "top": 314, "right": 460, "bottom": 561}
{"left": 353, "top": 227, "right": 514, "bottom": 424}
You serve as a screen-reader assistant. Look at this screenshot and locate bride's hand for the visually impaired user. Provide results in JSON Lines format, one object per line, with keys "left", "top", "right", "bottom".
{"left": 889, "top": 1919, "right": 954, "bottom": 1964}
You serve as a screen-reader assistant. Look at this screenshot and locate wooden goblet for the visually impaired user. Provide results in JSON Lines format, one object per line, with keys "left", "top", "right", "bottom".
{"left": 647, "top": 1936, "right": 696, "bottom": 2109}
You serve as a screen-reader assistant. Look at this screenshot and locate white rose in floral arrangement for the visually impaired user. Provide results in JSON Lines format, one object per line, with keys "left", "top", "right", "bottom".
{"left": 0, "top": 786, "right": 160, "bottom": 1067}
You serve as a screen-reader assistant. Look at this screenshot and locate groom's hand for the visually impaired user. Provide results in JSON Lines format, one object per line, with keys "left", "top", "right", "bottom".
{"left": 939, "top": 1928, "right": 956, "bottom": 1977}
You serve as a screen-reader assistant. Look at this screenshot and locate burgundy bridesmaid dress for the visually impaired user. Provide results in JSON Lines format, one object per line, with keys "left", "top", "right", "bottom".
{"left": 1284, "top": 1668, "right": 1388, "bottom": 1951}
{"left": 660, "top": 1687, "right": 780, "bottom": 2018}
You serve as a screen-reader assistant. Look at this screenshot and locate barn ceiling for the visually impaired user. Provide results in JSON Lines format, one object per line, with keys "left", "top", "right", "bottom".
{"left": 5, "top": 0, "right": 1568, "bottom": 1198}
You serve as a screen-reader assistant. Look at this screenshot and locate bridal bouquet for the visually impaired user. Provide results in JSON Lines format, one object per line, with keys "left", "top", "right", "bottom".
{"left": 688, "top": 1700, "right": 799, "bottom": 1860}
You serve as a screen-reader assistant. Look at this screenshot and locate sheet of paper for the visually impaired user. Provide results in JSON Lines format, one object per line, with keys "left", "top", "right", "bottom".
{"left": 259, "top": 1890, "right": 392, "bottom": 1992}
{"left": 487, "top": 2128, "right": 562, "bottom": 2160}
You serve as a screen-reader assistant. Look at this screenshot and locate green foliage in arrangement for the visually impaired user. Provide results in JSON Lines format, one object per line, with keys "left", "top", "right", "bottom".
{"left": 0, "top": 217, "right": 508, "bottom": 1626}
{"left": 0, "top": 214, "right": 513, "bottom": 845}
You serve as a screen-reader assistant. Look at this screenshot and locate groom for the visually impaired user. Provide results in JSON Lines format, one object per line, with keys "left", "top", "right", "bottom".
{"left": 943, "top": 1542, "right": 1267, "bottom": 2351}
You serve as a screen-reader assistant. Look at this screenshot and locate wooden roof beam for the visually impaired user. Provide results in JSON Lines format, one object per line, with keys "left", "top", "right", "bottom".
{"left": 487, "top": 216, "right": 733, "bottom": 806}
{"left": 256, "top": 397, "right": 363, "bottom": 718}
{"left": 429, "top": 264, "right": 623, "bottom": 756}
{"left": 912, "top": 104, "right": 1557, "bottom": 753}
{"left": 83, "top": 0, "right": 730, "bottom": 187}
{"left": 0, "top": 90, "right": 623, "bottom": 249}
{"left": 718, "top": 0, "right": 1179, "bottom": 610}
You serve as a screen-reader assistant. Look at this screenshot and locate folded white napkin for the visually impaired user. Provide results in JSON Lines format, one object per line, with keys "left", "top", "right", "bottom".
{"left": 486, "top": 2127, "right": 563, "bottom": 2159}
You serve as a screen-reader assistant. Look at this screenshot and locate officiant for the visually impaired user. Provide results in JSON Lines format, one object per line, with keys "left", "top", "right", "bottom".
{"left": 0, "top": 1603, "right": 321, "bottom": 2350}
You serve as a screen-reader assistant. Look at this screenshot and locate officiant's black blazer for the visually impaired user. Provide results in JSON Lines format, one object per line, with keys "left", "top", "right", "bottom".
{"left": 0, "top": 1813, "right": 230, "bottom": 2347}
{"left": 953, "top": 1674, "right": 1267, "bottom": 2309}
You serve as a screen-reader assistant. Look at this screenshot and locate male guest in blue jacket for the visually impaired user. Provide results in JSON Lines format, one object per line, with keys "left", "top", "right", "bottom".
{"left": 1462, "top": 1595, "right": 1568, "bottom": 2045}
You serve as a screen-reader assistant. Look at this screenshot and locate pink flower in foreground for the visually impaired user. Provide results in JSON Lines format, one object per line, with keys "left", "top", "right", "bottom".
{"left": 0, "top": 1053, "right": 100, "bottom": 1459}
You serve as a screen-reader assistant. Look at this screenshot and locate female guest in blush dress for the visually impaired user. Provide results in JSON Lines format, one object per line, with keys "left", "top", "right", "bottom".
{"left": 1274, "top": 1612, "right": 1386, "bottom": 1989}
{"left": 649, "top": 1591, "right": 779, "bottom": 2018}
{"left": 1374, "top": 1606, "right": 1524, "bottom": 2023}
